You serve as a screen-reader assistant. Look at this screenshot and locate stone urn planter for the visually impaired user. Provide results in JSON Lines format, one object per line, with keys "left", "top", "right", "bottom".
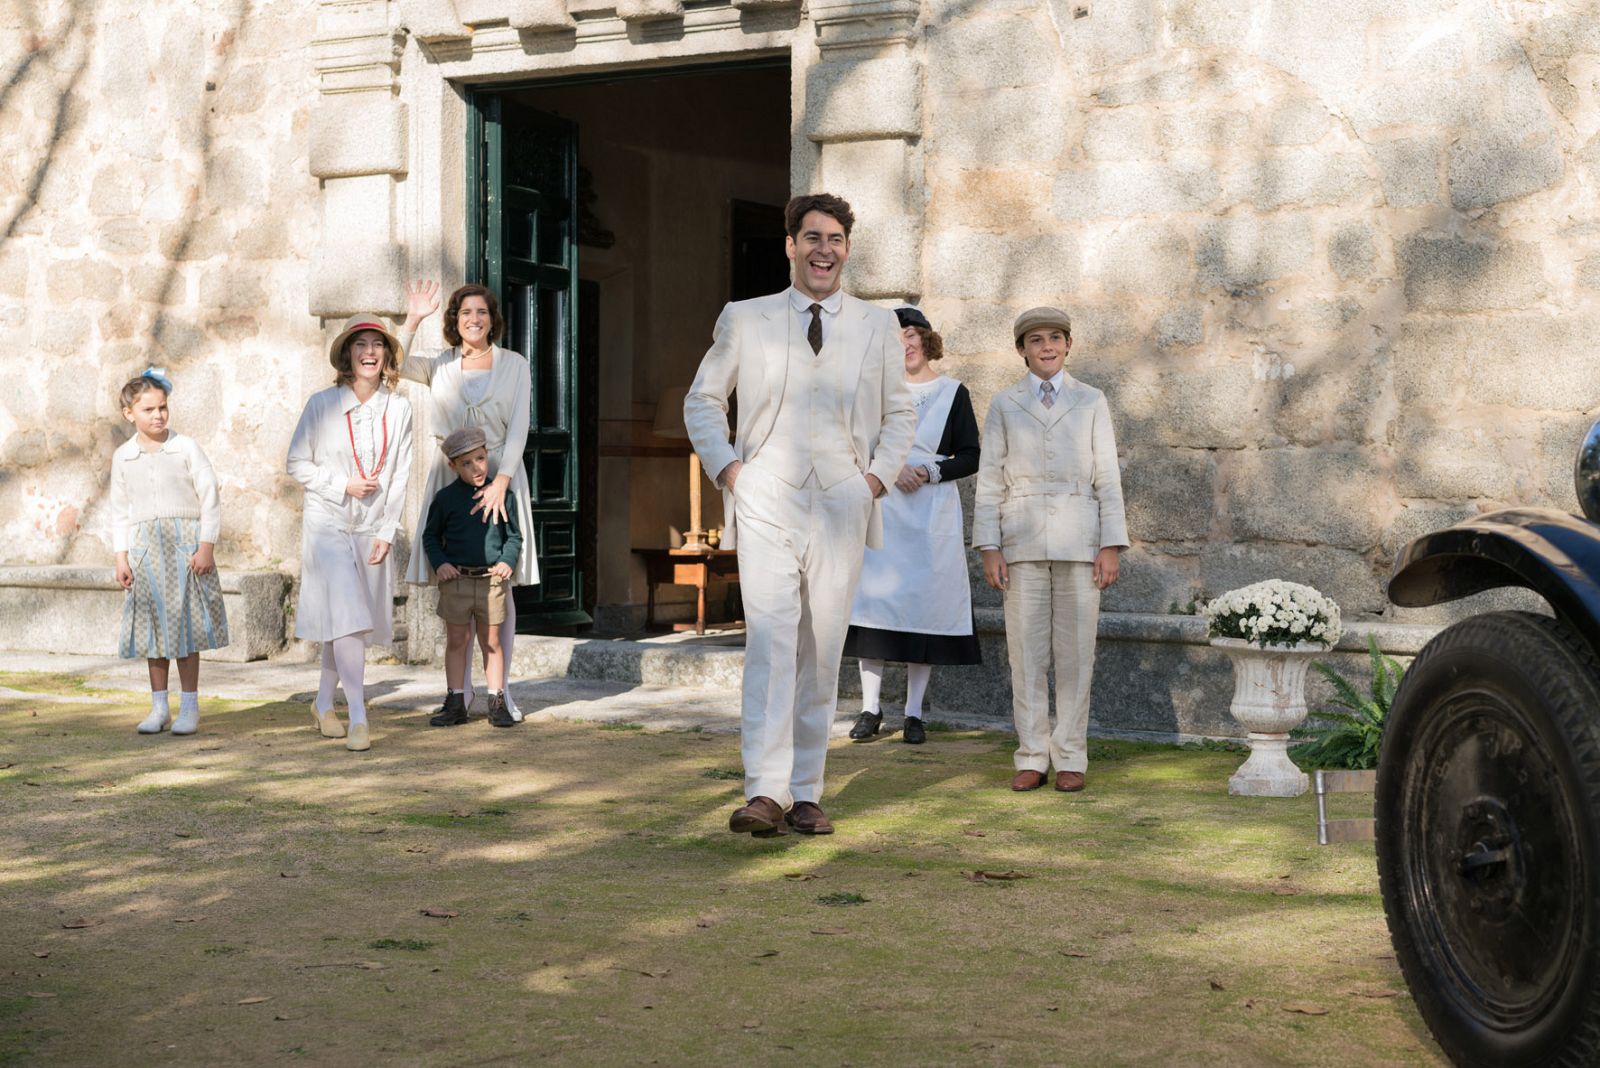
{"left": 1210, "top": 637, "right": 1326, "bottom": 797}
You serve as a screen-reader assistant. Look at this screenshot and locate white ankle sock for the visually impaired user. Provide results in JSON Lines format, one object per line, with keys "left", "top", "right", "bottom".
{"left": 172, "top": 691, "right": 200, "bottom": 735}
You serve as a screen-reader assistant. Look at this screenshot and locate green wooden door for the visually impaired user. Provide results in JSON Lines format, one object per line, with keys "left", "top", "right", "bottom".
{"left": 471, "top": 96, "right": 590, "bottom": 629}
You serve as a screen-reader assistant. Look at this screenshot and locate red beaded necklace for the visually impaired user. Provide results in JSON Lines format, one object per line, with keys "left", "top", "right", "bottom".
{"left": 346, "top": 402, "right": 389, "bottom": 480}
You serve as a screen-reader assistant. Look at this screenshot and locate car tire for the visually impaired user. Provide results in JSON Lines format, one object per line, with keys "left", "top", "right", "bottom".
{"left": 1377, "top": 610, "right": 1600, "bottom": 1067}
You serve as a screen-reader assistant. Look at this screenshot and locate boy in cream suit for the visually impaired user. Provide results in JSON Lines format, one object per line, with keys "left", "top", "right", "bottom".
{"left": 685, "top": 193, "right": 916, "bottom": 837}
{"left": 972, "top": 307, "right": 1129, "bottom": 793}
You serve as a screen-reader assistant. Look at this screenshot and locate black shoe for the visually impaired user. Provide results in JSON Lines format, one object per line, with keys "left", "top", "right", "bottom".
{"left": 902, "top": 716, "right": 926, "bottom": 745}
{"left": 429, "top": 692, "right": 468, "bottom": 727}
{"left": 486, "top": 692, "right": 517, "bottom": 728}
{"left": 848, "top": 710, "right": 883, "bottom": 741}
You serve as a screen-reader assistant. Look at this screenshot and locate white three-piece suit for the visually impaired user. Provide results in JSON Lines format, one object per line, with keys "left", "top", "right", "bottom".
{"left": 685, "top": 287, "right": 915, "bottom": 809}
{"left": 972, "top": 371, "right": 1129, "bottom": 775}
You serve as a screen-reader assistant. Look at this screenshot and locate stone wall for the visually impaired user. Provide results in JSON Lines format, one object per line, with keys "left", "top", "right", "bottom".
{"left": 915, "top": 0, "right": 1600, "bottom": 625}
{"left": 1, "top": 0, "right": 323, "bottom": 575}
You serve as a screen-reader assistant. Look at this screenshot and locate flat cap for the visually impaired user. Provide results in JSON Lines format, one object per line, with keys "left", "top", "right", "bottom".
{"left": 1012, "top": 306, "right": 1073, "bottom": 345}
{"left": 441, "top": 425, "right": 487, "bottom": 459}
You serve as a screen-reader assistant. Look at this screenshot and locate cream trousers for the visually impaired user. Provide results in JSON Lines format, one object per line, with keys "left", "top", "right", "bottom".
{"left": 734, "top": 465, "right": 874, "bottom": 809}
{"left": 1003, "top": 560, "right": 1100, "bottom": 774}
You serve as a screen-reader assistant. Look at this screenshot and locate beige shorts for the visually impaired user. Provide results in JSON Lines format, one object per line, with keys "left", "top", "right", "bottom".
{"left": 436, "top": 572, "right": 507, "bottom": 627}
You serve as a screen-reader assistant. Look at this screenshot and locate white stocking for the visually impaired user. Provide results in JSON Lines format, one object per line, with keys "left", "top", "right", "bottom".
{"left": 500, "top": 596, "right": 520, "bottom": 718}
{"left": 905, "top": 663, "right": 932, "bottom": 720}
{"left": 331, "top": 634, "right": 368, "bottom": 726}
{"left": 316, "top": 643, "right": 339, "bottom": 713}
{"left": 859, "top": 658, "right": 885, "bottom": 714}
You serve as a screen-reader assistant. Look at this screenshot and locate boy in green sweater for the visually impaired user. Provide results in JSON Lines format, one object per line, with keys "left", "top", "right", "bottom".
{"left": 423, "top": 426, "right": 525, "bottom": 728}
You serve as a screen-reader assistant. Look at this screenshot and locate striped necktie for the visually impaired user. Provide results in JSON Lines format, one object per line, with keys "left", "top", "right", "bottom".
{"left": 1040, "top": 380, "right": 1055, "bottom": 409}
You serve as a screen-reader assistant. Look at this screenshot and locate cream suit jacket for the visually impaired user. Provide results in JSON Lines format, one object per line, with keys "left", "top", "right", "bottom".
{"left": 971, "top": 372, "right": 1130, "bottom": 562}
{"left": 684, "top": 290, "right": 916, "bottom": 551}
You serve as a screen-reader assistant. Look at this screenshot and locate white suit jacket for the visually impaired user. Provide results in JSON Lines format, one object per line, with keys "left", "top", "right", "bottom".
{"left": 683, "top": 290, "right": 916, "bottom": 551}
{"left": 971, "top": 372, "right": 1129, "bottom": 563}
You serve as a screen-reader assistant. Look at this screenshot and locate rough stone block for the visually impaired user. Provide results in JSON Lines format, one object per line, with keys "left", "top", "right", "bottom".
{"left": 1047, "top": 0, "right": 1161, "bottom": 76}
{"left": 97, "top": 218, "right": 150, "bottom": 256}
{"left": 927, "top": 15, "right": 1054, "bottom": 93}
{"left": 929, "top": 168, "right": 1052, "bottom": 231}
{"left": 1328, "top": 223, "right": 1376, "bottom": 281}
{"left": 1399, "top": 234, "right": 1546, "bottom": 312}
{"left": 1082, "top": 106, "right": 1158, "bottom": 162}
{"left": 311, "top": 96, "right": 409, "bottom": 179}
{"left": 1153, "top": 305, "right": 1203, "bottom": 349}
{"left": 1266, "top": 100, "right": 1333, "bottom": 146}
{"left": 1381, "top": 501, "right": 1480, "bottom": 561}
{"left": 1393, "top": 316, "right": 1600, "bottom": 413}
{"left": 926, "top": 229, "right": 1077, "bottom": 303}
{"left": 807, "top": 55, "right": 920, "bottom": 142}
{"left": 1195, "top": 216, "right": 1314, "bottom": 291}
{"left": 1158, "top": 107, "right": 1250, "bottom": 152}
{"left": 0, "top": 249, "right": 27, "bottom": 298}
{"left": 46, "top": 260, "right": 122, "bottom": 304}
{"left": 842, "top": 221, "right": 922, "bottom": 300}
{"left": 1528, "top": 13, "right": 1600, "bottom": 58}
{"left": 1232, "top": 150, "right": 1371, "bottom": 210}
{"left": 89, "top": 168, "right": 144, "bottom": 216}
{"left": 1374, "top": 22, "right": 1464, "bottom": 74}
{"left": 1274, "top": 345, "right": 1387, "bottom": 446}
{"left": 200, "top": 267, "right": 269, "bottom": 314}
{"left": 1086, "top": 221, "right": 1191, "bottom": 298}
{"left": 1348, "top": 72, "right": 1491, "bottom": 133}
{"left": 1121, "top": 447, "right": 1216, "bottom": 542}
{"left": 395, "top": 0, "right": 470, "bottom": 40}
{"left": 1092, "top": 66, "right": 1197, "bottom": 106}
{"left": 1199, "top": 542, "right": 1387, "bottom": 615}
{"left": 1372, "top": 137, "right": 1439, "bottom": 208}
{"left": 207, "top": 147, "right": 271, "bottom": 208}
{"left": 616, "top": 0, "right": 683, "bottom": 20}
{"left": 1102, "top": 359, "right": 1259, "bottom": 450}
{"left": 160, "top": 216, "right": 235, "bottom": 261}
{"left": 505, "top": 0, "right": 577, "bottom": 31}
{"left": 1228, "top": 447, "right": 1389, "bottom": 550}
{"left": 1053, "top": 161, "right": 1219, "bottom": 219}
{"left": 1100, "top": 547, "right": 1203, "bottom": 614}
{"left": 1448, "top": 127, "right": 1563, "bottom": 211}
{"left": 931, "top": 89, "right": 1067, "bottom": 166}
{"left": 823, "top": 139, "right": 911, "bottom": 218}
{"left": 1392, "top": 417, "right": 1516, "bottom": 500}
{"left": 1578, "top": 253, "right": 1600, "bottom": 290}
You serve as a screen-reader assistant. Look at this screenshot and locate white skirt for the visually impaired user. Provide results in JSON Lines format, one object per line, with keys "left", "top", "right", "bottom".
{"left": 294, "top": 520, "right": 394, "bottom": 645}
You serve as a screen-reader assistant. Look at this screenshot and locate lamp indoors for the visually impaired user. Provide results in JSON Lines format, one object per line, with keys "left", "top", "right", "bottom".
{"left": 652, "top": 385, "right": 708, "bottom": 552}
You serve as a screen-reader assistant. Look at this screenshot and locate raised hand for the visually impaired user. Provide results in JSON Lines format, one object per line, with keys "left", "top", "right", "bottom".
{"left": 404, "top": 280, "right": 441, "bottom": 330}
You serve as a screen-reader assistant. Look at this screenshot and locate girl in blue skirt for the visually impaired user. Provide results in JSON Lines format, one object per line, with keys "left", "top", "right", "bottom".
{"left": 110, "top": 368, "right": 229, "bottom": 735}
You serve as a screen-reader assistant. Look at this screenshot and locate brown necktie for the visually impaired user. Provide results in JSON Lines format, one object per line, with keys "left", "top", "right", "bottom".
{"left": 807, "top": 303, "right": 823, "bottom": 355}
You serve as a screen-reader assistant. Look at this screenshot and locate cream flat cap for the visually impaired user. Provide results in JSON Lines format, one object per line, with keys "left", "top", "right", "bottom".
{"left": 1011, "top": 306, "right": 1073, "bottom": 344}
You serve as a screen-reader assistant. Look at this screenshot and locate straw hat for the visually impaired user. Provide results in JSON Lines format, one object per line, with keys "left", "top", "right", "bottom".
{"left": 328, "top": 314, "right": 405, "bottom": 369}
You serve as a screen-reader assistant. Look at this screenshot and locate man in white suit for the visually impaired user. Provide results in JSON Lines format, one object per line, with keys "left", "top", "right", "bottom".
{"left": 973, "top": 306, "right": 1128, "bottom": 794}
{"left": 684, "top": 193, "right": 916, "bottom": 837}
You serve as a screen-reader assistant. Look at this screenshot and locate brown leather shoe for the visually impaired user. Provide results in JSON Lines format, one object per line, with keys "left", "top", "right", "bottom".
{"left": 1055, "top": 770, "right": 1086, "bottom": 793}
{"left": 785, "top": 801, "right": 834, "bottom": 835}
{"left": 729, "top": 796, "right": 786, "bottom": 836}
{"left": 1010, "top": 769, "right": 1047, "bottom": 791}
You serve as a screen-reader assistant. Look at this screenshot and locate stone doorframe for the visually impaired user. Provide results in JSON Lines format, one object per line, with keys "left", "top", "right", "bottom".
{"left": 306, "top": 0, "right": 928, "bottom": 321}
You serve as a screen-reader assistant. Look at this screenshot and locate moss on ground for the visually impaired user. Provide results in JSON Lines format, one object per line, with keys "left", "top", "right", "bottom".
{"left": 1, "top": 672, "right": 1438, "bottom": 1066}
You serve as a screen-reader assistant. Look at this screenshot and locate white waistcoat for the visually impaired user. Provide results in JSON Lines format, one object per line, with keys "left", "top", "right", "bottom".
{"left": 749, "top": 329, "right": 858, "bottom": 488}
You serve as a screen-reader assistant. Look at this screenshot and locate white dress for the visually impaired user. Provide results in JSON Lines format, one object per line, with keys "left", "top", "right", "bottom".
{"left": 399, "top": 345, "right": 540, "bottom": 587}
{"left": 287, "top": 385, "right": 414, "bottom": 644}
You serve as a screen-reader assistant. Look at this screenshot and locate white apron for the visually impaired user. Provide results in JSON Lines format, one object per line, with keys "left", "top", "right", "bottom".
{"left": 849, "top": 376, "right": 972, "bottom": 636}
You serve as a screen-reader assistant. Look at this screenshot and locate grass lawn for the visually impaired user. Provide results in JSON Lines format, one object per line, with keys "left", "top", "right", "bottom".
{"left": 0, "top": 673, "right": 1441, "bottom": 1066}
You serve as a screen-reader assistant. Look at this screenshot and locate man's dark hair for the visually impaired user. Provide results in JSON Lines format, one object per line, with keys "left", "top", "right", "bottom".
{"left": 784, "top": 193, "right": 855, "bottom": 239}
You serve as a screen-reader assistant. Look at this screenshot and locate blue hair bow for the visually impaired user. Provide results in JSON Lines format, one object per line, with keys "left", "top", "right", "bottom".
{"left": 141, "top": 366, "right": 173, "bottom": 393}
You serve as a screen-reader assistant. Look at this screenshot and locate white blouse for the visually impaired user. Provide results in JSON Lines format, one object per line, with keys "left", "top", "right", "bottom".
{"left": 286, "top": 385, "right": 414, "bottom": 542}
{"left": 108, "top": 432, "right": 222, "bottom": 551}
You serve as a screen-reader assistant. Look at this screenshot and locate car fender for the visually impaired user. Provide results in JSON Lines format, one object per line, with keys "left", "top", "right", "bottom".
{"left": 1389, "top": 507, "right": 1600, "bottom": 662}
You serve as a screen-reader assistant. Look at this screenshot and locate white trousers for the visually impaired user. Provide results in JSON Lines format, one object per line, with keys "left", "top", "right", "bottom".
{"left": 735, "top": 465, "right": 874, "bottom": 809}
{"left": 1003, "top": 560, "right": 1100, "bottom": 774}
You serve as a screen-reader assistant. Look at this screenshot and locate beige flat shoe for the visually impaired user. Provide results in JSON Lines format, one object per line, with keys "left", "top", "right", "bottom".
{"left": 312, "top": 704, "right": 346, "bottom": 739}
{"left": 346, "top": 723, "right": 370, "bottom": 752}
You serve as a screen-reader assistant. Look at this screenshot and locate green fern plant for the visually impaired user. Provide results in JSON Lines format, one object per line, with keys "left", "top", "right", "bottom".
{"left": 1289, "top": 635, "right": 1404, "bottom": 771}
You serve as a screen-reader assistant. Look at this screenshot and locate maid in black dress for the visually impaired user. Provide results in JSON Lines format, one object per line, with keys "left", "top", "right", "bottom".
{"left": 844, "top": 307, "right": 982, "bottom": 744}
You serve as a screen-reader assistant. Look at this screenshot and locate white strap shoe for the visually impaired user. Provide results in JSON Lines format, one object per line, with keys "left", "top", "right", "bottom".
{"left": 136, "top": 708, "right": 171, "bottom": 734}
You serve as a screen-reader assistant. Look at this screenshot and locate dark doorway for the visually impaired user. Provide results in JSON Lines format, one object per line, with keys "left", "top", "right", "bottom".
{"left": 469, "top": 61, "right": 790, "bottom": 635}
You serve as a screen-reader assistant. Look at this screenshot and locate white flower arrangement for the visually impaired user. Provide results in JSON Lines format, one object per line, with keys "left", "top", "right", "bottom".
{"left": 1204, "top": 579, "right": 1342, "bottom": 649}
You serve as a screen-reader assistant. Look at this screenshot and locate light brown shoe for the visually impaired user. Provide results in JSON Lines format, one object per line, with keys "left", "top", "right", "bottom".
{"left": 785, "top": 801, "right": 834, "bottom": 835}
{"left": 312, "top": 704, "right": 346, "bottom": 739}
{"left": 1010, "top": 769, "right": 1047, "bottom": 791}
{"left": 1055, "top": 770, "right": 1086, "bottom": 793}
{"left": 345, "top": 723, "right": 370, "bottom": 752}
{"left": 729, "top": 796, "right": 786, "bottom": 837}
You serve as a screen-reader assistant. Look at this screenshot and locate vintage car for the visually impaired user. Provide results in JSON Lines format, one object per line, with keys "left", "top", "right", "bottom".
{"left": 1378, "top": 422, "right": 1600, "bottom": 1067}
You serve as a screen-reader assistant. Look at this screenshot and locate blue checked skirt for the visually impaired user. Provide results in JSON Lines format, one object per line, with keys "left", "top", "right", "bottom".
{"left": 120, "top": 517, "right": 230, "bottom": 659}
